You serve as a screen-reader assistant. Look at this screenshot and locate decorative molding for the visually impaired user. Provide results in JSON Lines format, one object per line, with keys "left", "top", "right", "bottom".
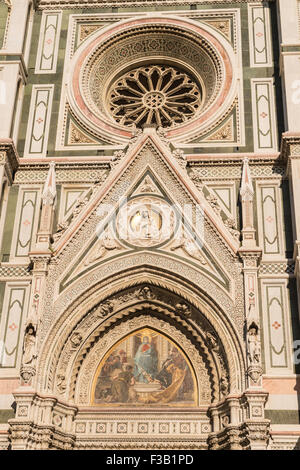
{"left": 0, "top": 265, "right": 32, "bottom": 279}
{"left": 0, "top": 283, "right": 30, "bottom": 369}
{"left": 36, "top": 0, "right": 275, "bottom": 9}
{"left": 68, "top": 120, "right": 99, "bottom": 146}
{"left": 248, "top": 3, "right": 272, "bottom": 68}
{"left": 205, "top": 183, "right": 236, "bottom": 220}
{"left": 78, "top": 24, "right": 105, "bottom": 44}
{"left": 298, "top": 0, "right": 300, "bottom": 40}
{"left": 256, "top": 181, "right": 284, "bottom": 259}
{"left": 1, "top": 0, "right": 11, "bottom": 51}
{"left": 259, "top": 261, "right": 295, "bottom": 276}
{"left": 35, "top": 11, "right": 62, "bottom": 74}
{"left": 266, "top": 284, "right": 288, "bottom": 368}
{"left": 204, "top": 116, "right": 235, "bottom": 143}
{"left": 280, "top": 132, "right": 300, "bottom": 161}
{"left": 0, "top": 139, "right": 20, "bottom": 184}
{"left": 251, "top": 78, "right": 278, "bottom": 153}
{"left": 201, "top": 19, "right": 231, "bottom": 42}
{"left": 62, "top": 16, "right": 237, "bottom": 146}
{"left": 11, "top": 189, "right": 40, "bottom": 259}
{"left": 189, "top": 161, "right": 285, "bottom": 181}
{"left": 73, "top": 412, "right": 211, "bottom": 441}
{"left": 24, "top": 85, "right": 54, "bottom": 158}
{"left": 261, "top": 280, "right": 293, "bottom": 374}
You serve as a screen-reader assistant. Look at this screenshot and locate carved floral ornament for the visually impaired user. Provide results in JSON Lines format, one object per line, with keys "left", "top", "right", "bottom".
{"left": 67, "top": 16, "right": 237, "bottom": 144}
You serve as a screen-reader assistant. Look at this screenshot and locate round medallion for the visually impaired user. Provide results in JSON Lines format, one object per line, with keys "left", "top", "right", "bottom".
{"left": 116, "top": 197, "right": 175, "bottom": 248}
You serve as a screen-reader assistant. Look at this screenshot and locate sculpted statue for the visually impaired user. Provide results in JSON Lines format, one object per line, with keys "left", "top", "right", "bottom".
{"left": 206, "top": 331, "right": 219, "bottom": 351}
{"left": 247, "top": 326, "right": 261, "bottom": 364}
{"left": 97, "top": 300, "right": 114, "bottom": 318}
{"left": 57, "top": 374, "right": 67, "bottom": 393}
{"left": 52, "top": 220, "right": 68, "bottom": 243}
{"left": 171, "top": 230, "right": 207, "bottom": 265}
{"left": 22, "top": 325, "right": 37, "bottom": 366}
{"left": 140, "top": 176, "right": 156, "bottom": 193}
{"left": 138, "top": 286, "right": 154, "bottom": 300}
{"left": 220, "top": 374, "right": 229, "bottom": 397}
{"left": 84, "top": 233, "right": 120, "bottom": 265}
{"left": 70, "top": 332, "right": 83, "bottom": 348}
{"left": 175, "top": 303, "right": 192, "bottom": 317}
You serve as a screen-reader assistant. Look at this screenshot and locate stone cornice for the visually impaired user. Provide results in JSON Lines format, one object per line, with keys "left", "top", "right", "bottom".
{"left": 187, "top": 153, "right": 282, "bottom": 165}
{"left": 281, "top": 132, "right": 300, "bottom": 161}
{"left": 0, "top": 53, "right": 28, "bottom": 83}
{"left": 0, "top": 138, "right": 20, "bottom": 184}
{"left": 36, "top": 0, "right": 275, "bottom": 9}
{"left": 19, "top": 158, "right": 111, "bottom": 169}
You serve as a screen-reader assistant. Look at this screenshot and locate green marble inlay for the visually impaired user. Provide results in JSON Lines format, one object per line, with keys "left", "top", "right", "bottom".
{"left": 0, "top": 3, "right": 8, "bottom": 49}
{"left": 1, "top": 186, "right": 19, "bottom": 261}
{"left": 265, "top": 410, "right": 300, "bottom": 425}
{"left": 0, "top": 409, "right": 14, "bottom": 424}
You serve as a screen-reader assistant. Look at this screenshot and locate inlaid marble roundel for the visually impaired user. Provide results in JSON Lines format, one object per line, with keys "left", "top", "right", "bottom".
{"left": 116, "top": 196, "right": 175, "bottom": 248}
{"left": 69, "top": 17, "right": 235, "bottom": 143}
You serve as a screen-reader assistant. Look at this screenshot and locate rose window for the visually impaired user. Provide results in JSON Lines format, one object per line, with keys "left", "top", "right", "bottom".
{"left": 108, "top": 65, "right": 202, "bottom": 128}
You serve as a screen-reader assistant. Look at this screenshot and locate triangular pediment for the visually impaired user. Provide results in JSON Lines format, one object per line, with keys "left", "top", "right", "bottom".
{"left": 53, "top": 129, "right": 239, "bottom": 293}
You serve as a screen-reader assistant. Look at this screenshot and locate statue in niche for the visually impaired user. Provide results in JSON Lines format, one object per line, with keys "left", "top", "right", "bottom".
{"left": 247, "top": 323, "right": 261, "bottom": 364}
{"left": 22, "top": 324, "right": 37, "bottom": 366}
{"left": 220, "top": 374, "right": 229, "bottom": 397}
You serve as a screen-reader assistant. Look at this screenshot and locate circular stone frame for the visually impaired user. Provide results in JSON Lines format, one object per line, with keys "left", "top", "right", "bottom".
{"left": 68, "top": 16, "right": 236, "bottom": 144}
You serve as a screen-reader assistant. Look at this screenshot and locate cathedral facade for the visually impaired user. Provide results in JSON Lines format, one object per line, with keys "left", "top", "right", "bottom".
{"left": 0, "top": 0, "right": 300, "bottom": 450}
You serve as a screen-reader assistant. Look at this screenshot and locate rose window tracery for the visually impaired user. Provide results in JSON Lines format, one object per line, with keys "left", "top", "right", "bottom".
{"left": 108, "top": 66, "right": 202, "bottom": 128}
{"left": 69, "top": 18, "right": 235, "bottom": 143}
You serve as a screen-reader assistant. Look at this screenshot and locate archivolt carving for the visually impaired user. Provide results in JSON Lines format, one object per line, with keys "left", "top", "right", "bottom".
{"left": 54, "top": 250, "right": 234, "bottom": 327}
{"left": 40, "top": 270, "right": 244, "bottom": 397}
{"left": 38, "top": 273, "right": 245, "bottom": 406}
{"left": 54, "top": 303, "right": 220, "bottom": 403}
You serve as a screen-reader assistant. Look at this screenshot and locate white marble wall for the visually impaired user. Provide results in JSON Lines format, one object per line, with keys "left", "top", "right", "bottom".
{"left": 0, "top": 0, "right": 32, "bottom": 140}
{"left": 277, "top": 0, "right": 300, "bottom": 132}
